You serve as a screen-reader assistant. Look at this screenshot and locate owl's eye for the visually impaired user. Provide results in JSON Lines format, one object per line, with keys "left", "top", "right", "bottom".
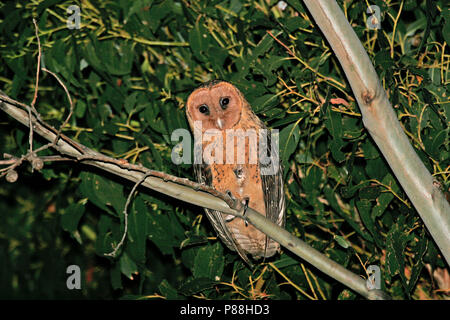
{"left": 220, "top": 97, "right": 230, "bottom": 110}
{"left": 198, "top": 104, "right": 210, "bottom": 115}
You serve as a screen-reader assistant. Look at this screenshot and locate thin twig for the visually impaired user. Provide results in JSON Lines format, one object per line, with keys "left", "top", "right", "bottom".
{"left": 28, "top": 18, "right": 42, "bottom": 156}
{"left": 104, "top": 172, "right": 153, "bottom": 258}
{"left": 267, "top": 30, "right": 296, "bottom": 56}
{"left": 27, "top": 107, "right": 34, "bottom": 155}
{"left": 31, "top": 18, "right": 41, "bottom": 110}
{"left": 42, "top": 67, "right": 74, "bottom": 145}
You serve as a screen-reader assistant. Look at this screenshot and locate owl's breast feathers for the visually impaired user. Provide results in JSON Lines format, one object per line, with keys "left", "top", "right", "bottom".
{"left": 195, "top": 110, "right": 285, "bottom": 260}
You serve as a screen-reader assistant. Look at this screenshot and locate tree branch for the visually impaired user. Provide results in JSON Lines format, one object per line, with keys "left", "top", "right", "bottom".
{"left": 0, "top": 91, "right": 389, "bottom": 299}
{"left": 301, "top": 0, "right": 450, "bottom": 266}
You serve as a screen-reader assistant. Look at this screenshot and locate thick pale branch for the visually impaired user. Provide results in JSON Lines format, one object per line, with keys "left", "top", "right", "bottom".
{"left": 302, "top": 0, "right": 450, "bottom": 265}
{"left": 0, "top": 93, "right": 389, "bottom": 299}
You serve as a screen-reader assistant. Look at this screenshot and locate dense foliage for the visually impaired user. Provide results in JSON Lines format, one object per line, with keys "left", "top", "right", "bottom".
{"left": 0, "top": 0, "right": 448, "bottom": 299}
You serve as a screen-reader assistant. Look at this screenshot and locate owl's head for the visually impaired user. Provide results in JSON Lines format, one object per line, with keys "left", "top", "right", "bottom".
{"left": 186, "top": 80, "right": 243, "bottom": 131}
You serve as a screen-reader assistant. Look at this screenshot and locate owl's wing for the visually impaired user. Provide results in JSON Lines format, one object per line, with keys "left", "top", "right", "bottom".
{"left": 194, "top": 163, "right": 253, "bottom": 266}
{"left": 260, "top": 129, "right": 286, "bottom": 255}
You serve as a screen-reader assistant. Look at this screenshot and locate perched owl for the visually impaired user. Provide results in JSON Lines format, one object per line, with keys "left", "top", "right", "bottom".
{"left": 186, "top": 80, "right": 285, "bottom": 264}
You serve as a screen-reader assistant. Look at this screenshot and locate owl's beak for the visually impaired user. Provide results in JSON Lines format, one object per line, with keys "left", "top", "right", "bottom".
{"left": 216, "top": 118, "right": 224, "bottom": 129}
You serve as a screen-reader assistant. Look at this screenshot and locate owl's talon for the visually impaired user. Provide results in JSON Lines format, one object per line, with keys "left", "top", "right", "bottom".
{"left": 242, "top": 197, "right": 249, "bottom": 227}
{"left": 225, "top": 190, "right": 238, "bottom": 207}
{"left": 225, "top": 190, "right": 235, "bottom": 200}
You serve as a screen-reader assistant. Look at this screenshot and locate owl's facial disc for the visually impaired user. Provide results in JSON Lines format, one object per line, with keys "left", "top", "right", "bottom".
{"left": 187, "top": 81, "right": 243, "bottom": 131}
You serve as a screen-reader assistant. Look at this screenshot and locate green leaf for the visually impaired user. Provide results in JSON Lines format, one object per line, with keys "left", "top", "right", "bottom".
{"left": 356, "top": 199, "right": 384, "bottom": 248}
{"left": 272, "top": 113, "right": 305, "bottom": 128}
{"left": 127, "top": 196, "right": 149, "bottom": 263}
{"left": 75, "top": 100, "right": 87, "bottom": 118}
{"left": 325, "top": 108, "right": 346, "bottom": 162}
{"left": 178, "top": 277, "right": 218, "bottom": 296}
{"left": 340, "top": 181, "right": 370, "bottom": 199}
{"left": 208, "top": 46, "right": 228, "bottom": 77}
{"left": 279, "top": 121, "right": 301, "bottom": 165}
{"left": 424, "top": 129, "right": 447, "bottom": 160}
{"left": 324, "top": 186, "right": 373, "bottom": 242}
{"left": 251, "top": 94, "right": 279, "bottom": 113}
{"left": 139, "top": 135, "right": 165, "bottom": 171}
{"left": 79, "top": 172, "right": 126, "bottom": 216}
{"left": 159, "top": 279, "right": 184, "bottom": 300}
{"left": 334, "top": 235, "right": 350, "bottom": 249}
{"left": 374, "top": 50, "right": 394, "bottom": 70}
{"left": 180, "top": 234, "right": 209, "bottom": 249}
{"left": 95, "top": 214, "right": 118, "bottom": 256}
{"left": 272, "top": 255, "right": 299, "bottom": 269}
{"left": 36, "top": 0, "right": 61, "bottom": 15}
{"left": 365, "top": 158, "right": 388, "bottom": 181}
{"left": 120, "top": 252, "right": 138, "bottom": 280}
{"left": 193, "top": 242, "right": 224, "bottom": 280}
{"left": 181, "top": 246, "right": 200, "bottom": 271}
{"left": 103, "top": 41, "right": 134, "bottom": 76}
{"left": 372, "top": 175, "right": 395, "bottom": 218}
{"left": 188, "top": 18, "right": 210, "bottom": 61}
{"left": 250, "top": 31, "right": 277, "bottom": 59}
{"left": 342, "top": 116, "right": 363, "bottom": 139}
{"left": 407, "top": 233, "right": 427, "bottom": 293}
{"left": 386, "top": 222, "right": 409, "bottom": 296}
{"left": 237, "top": 30, "right": 281, "bottom": 77}
{"left": 83, "top": 37, "right": 104, "bottom": 72}
{"left": 147, "top": 210, "right": 182, "bottom": 256}
{"left": 285, "top": 0, "right": 306, "bottom": 13}
{"left": 61, "top": 203, "right": 85, "bottom": 233}
{"left": 147, "top": 0, "right": 173, "bottom": 32}
{"left": 444, "top": 13, "right": 450, "bottom": 45}
{"left": 110, "top": 262, "right": 123, "bottom": 290}
{"left": 303, "top": 166, "right": 323, "bottom": 193}
{"left": 124, "top": 0, "right": 154, "bottom": 22}
{"left": 358, "top": 185, "right": 381, "bottom": 200}
{"left": 285, "top": 16, "right": 309, "bottom": 32}
{"left": 124, "top": 91, "right": 139, "bottom": 114}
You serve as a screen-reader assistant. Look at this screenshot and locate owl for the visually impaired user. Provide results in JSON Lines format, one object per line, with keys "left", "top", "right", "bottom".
{"left": 186, "top": 80, "right": 285, "bottom": 264}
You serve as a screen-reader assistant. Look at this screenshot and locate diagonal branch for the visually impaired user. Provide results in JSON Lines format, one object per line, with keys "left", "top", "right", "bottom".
{"left": 0, "top": 91, "right": 390, "bottom": 299}
{"left": 300, "top": 0, "right": 450, "bottom": 265}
